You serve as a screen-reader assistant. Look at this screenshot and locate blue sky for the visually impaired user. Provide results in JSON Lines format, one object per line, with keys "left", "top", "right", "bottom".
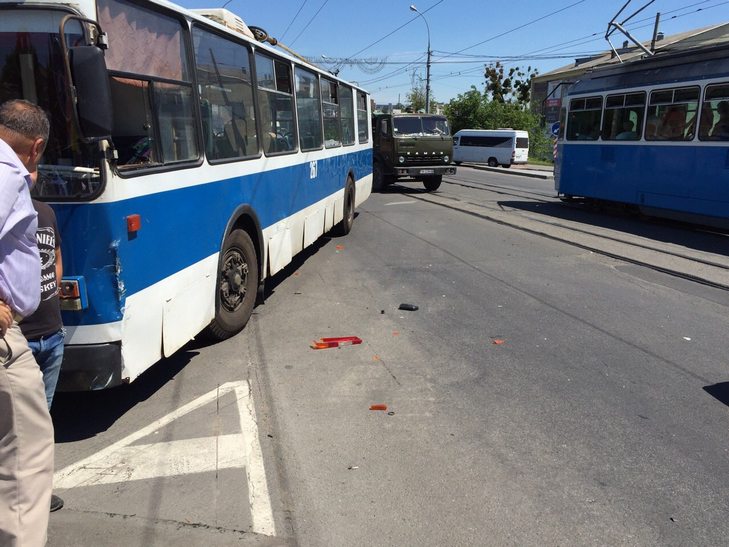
{"left": 175, "top": 0, "right": 729, "bottom": 105}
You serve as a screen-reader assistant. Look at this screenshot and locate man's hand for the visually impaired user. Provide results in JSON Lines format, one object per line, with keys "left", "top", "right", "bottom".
{"left": 0, "top": 301, "right": 13, "bottom": 338}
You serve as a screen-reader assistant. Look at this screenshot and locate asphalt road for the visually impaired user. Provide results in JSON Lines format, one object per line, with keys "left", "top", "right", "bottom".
{"left": 49, "top": 167, "right": 729, "bottom": 546}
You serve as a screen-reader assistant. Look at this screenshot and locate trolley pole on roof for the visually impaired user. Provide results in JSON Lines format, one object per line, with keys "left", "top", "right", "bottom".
{"left": 410, "top": 4, "right": 431, "bottom": 113}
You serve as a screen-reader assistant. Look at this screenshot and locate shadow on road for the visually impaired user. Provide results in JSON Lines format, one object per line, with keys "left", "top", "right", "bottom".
{"left": 50, "top": 215, "right": 363, "bottom": 442}
{"left": 52, "top": 346, "right": 198, "bottom": 443}
{"left": 501, "top": 200, "right": 729, "bottom": 258}
{"left": 703, "top": 382, "right": 729, "bottom": 408}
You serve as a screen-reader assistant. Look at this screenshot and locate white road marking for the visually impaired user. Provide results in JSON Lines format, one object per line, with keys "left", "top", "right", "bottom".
{"left": 54, "top": 381, "right": 276, "bottom": 537}
{"left": 385, "top": 200, "right": 417, "bottom": 206}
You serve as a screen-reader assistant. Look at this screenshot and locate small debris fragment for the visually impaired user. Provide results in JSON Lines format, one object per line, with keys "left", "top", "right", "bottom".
{"left": 348, "top": 466, "right": 359, "bottom": 470}
{"left": 683, "top": 336, "right": 691, "bottom": 341}
{"left": 380, "top": 309, "right": 385, "bottom": 314}
{"left": 336, "top": 244, "right": 345, "bottom": 251}
{"left": 370, "top": 404, "right": 388, "bottom": 411}
{"left": 387, "top": 411, "right": 395, "bottom": 416}
{"left": 398, "top": 303, "right": 418, "bottom": 311}
{"left": 311, "top": 336, "right": 363, "bottom": 349}
{"left": 392, "top": 330, "right": 400, "bottom": 336}
{"left": 492, "top": 338, "right": 506, "bottom": 345}
{"left": 372, "top": 355, "right": 381, "bottom": 361}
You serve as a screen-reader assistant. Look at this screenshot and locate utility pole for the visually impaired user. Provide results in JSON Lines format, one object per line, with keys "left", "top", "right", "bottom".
{"left": 410, "top": 4, "right": 431, "bottom": 113}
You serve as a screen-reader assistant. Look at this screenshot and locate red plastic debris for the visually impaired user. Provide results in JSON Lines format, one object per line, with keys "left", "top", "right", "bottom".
{"left": 369, "top": 404, "right": 388, "bottom": 411}
{"left": 492, "top": 338, "right": 506, "bottom": 345}
{"left": 311, "top": 336, "right": 363, "bottom": 349}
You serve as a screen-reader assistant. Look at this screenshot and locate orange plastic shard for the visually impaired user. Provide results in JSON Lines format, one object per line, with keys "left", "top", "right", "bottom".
{"left": 370, "top": 404, "right": 388, "bottom": 411}
{"left": 311, "top": 336, "right": 363, "bottom": 349}
{"left": 492, "top": 338, "right": 506, "bottom": 345}
{"left": 335, "top": 244, "right": 345, "bottom": 251}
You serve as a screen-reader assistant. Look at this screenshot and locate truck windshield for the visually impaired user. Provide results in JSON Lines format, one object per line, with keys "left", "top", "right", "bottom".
{"left": 0, "top": 10, "right": 103, "bottom": 200}
{"left": 393, "top": 116, "right": 450, "bottom": 136}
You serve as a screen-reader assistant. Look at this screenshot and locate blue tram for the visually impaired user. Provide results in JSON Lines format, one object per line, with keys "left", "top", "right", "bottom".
{"left": 555, "top": 42, "right": 729, "bottom": 225}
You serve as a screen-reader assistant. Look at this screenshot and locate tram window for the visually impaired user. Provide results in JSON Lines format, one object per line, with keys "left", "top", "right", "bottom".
{"left": 602, "top": 92, "right": 645, "bottom": 141}
{"left": 566, "top": 97, "right": 602, "bottom": 141}
{"left": 646, "top": 86, "right": 699, "bottom": 141}
{"left": 699, "top": 83, "right": 729, "bottom": 141}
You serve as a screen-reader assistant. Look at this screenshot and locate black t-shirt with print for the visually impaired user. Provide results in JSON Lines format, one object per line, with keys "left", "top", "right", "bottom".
{"left": 20, "top": 200, "right": 63, "bottom": 340}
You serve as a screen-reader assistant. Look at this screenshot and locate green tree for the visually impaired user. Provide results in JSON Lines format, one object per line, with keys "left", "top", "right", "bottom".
{"left": 406, "top": 86, "right": 426, "bottom": 112}
{"left": 443, "top": 87, "right": 485, "bottom": 132}
{"left": 484, "top": 62, "right": 538, "bottom": 105}
{"left": 406, "top": 78, "right": 436, "bottom": 113}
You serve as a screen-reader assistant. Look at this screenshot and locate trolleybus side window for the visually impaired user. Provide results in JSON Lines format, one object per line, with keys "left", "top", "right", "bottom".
{"left": 295, "top": 67, "right": 323, "bottom": 151}
{"left": 357, "top": 91, "right": 369, "bottom": 143}
{"left": 602, "top": 92, "right": 645, "bottom": 141}
{"left": 699, "top": 83, "right": 729, "bottom": 141}
{"left": 99, "top": 0, "right": 198, "bottom": 169}
{"left": 192, "top": 26, "right": 258, "bottom": 161}
{"left": 255, "top": 53, "right": 297, "bottom": 155}
{"left": 321, "top": 78, "right": 342, "bottom": 148}
{"left": 339, "top": 85, "right": 355, "bottom": 145}
{"left": 645, "top": 86, "right": 699, "bottom": 141}
{"left": 566, "top": 97, "right": 602, "bottom": 141}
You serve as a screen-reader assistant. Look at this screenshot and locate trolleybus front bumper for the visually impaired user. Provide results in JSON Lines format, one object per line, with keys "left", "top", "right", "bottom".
{"left": 57, "top": 342, "right": 123, "bottom": 391}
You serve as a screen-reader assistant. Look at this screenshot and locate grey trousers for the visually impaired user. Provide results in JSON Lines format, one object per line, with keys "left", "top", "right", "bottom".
{"left": 0, "top": 323, "right": 54, "bottom": 546}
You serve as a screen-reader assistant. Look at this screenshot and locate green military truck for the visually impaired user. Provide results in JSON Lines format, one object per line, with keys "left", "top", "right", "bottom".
{"left": 372, "top": 113, "right": 456, "bottom": 192}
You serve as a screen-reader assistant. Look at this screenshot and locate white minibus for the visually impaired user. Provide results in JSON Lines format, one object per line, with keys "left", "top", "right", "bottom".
{"left": 453, "top": 129, "right": 529, "bottom": 168}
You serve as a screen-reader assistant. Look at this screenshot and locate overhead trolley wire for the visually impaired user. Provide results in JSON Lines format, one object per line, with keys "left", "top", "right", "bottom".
{"left": 280, "top": 0, "right": 309, "bottom": 41}
{"left": 289, "top": 0, "right": 331, "bottom": 47}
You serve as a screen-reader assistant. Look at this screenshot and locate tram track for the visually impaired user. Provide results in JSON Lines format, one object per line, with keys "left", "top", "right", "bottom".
{"left": 399, "top": 178, "right": 729, "bottom": 291}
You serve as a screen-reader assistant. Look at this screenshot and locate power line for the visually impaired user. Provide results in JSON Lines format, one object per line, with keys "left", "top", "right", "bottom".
{"left": 280, "top": 0, "right": 309, "bottom": 41}
{"left": 366, "top": 0, "right": 728, "bottom": 92}
{"left": 432, "top": 0, "right": 590, "bottom": 64}
{"left": 340, "top": 0, "right": 445, "bottom": 65}
{"left": 289, "top": 0, "right": 330, "bottom": 47}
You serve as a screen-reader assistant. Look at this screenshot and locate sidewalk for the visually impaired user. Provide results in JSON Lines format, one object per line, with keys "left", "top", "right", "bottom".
{"left": 460, "top": 162, "right": 554, "bottom": 180}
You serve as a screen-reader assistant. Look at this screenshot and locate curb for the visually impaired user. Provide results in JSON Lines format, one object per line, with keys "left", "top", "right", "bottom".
{"left": 460, "top": 163, "right": 554, "bottom": 180}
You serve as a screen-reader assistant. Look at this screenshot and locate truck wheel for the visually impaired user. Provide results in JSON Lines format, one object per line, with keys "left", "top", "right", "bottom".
{"left": 334, "top": 177, "right": 355, "bottom": 236}
{"left": 205, "top": 229, "right": 259, "bottom": 341}
{"left": 487, "top": 157, "right": 498, "bottom": 167}
{"left": 372, "top": 161, "right": 384, "bottom": 192}
{"left": 423, "top": 175, "right": 442, "bottom": 192}
{"left": 501, "top": 164, "right": 511, "bottom": 169}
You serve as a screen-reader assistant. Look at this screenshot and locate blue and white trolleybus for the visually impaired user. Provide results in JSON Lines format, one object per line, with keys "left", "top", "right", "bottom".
{"left": 0, "top": 0, "right": 372, "bottom": 389}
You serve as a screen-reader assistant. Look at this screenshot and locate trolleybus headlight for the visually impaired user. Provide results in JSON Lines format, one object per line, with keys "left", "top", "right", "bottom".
{"left": 398, "top": 156, "right": 405, "bottom": 164}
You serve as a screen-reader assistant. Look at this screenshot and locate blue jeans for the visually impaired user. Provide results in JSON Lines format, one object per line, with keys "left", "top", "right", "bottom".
{"left": 27, "top": 329, "right": 65, "bottom": 410}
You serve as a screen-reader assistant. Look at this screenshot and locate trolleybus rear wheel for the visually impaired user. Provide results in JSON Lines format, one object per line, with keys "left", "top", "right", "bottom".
{"left": 206, "top": 229, "right": 258, "bottom": 341}
{"left": 334, "top": 177, "right": 355, "bottom": 236}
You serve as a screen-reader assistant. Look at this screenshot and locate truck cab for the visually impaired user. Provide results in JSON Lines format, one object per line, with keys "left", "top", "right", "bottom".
{"left": 372, "top": 113, "right": 456, "bottom": 192}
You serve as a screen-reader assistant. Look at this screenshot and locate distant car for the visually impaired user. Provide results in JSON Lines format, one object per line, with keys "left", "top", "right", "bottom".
{"left": 453, "top": 129, "right": 529, "bottom": 168}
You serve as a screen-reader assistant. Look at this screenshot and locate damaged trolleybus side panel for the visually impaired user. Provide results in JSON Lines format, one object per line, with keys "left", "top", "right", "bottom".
{"left": 0, "top": 0, "right": 372, "bottom": 389}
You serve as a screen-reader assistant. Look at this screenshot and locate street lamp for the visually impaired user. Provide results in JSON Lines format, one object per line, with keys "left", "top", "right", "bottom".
{"left": 409, "top": 4, "right": 431, "bottom": 114}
